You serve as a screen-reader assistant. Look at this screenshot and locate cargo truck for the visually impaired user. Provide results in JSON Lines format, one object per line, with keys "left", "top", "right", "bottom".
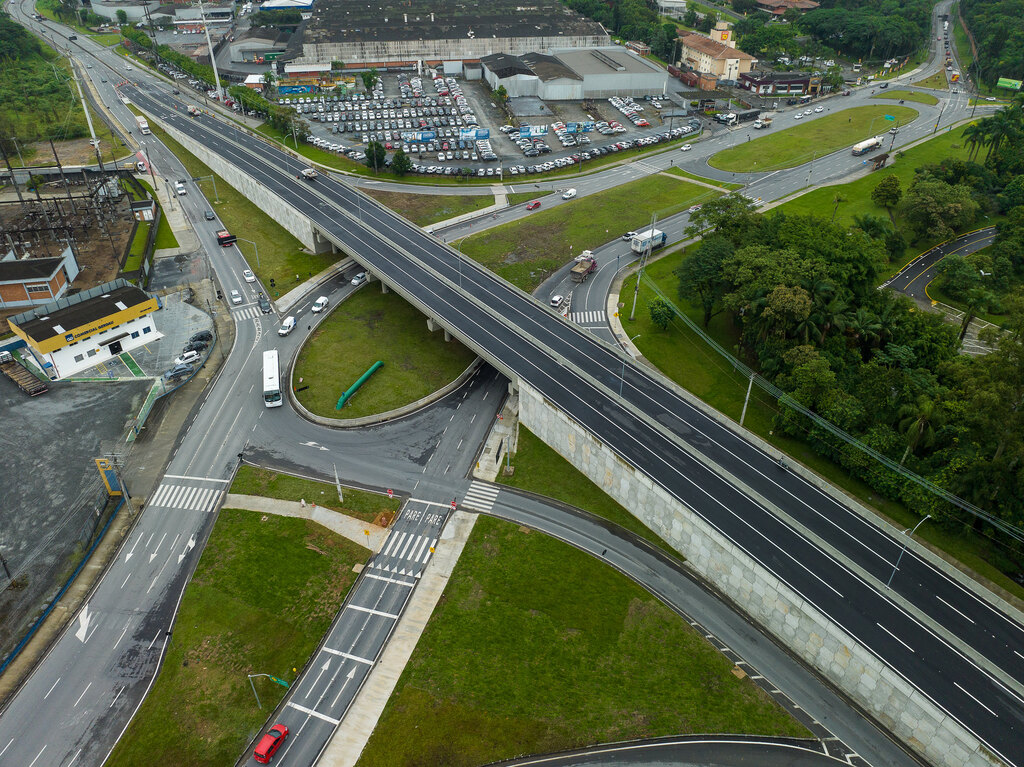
{"left": 135, "top": 115, "right": 150, "bottom": 135}
{"left": 570, "top": 255, "right": 597, "bottom": 282}
{"left": 752, "top": 117, "right": 773, "bottom": 129}
{"left": 631, "top": 229, "right": 667, "bottom": 254}
{"left": 187, "top": 105, "right": 200, "bottom": 117}
{"left": 852, "top": 136, "right": 882, "bottom": 155}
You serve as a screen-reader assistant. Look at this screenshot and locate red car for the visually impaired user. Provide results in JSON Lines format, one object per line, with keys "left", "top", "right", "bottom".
{"left": 254, "top": 723, "right": 289, "bottom": 763}
{"left": 526, "top": 200, "right": 541, "bottom": 210}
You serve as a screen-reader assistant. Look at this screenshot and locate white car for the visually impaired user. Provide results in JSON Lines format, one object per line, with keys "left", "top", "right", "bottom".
{"left": 230, "top": 290, "right": 242, "bottom": 304}
{"left": 804, "top": 110, "right": 813, "bottom": 116}
{"left": 814, "top": 106, "right": 824, "bottom": 113}
{"left": 561, "top": 188, "right": 577, "bottom": 200}
{"left": 794, "top": 113, "right": 804, "bottom": 120}
{"left": 311, "top": 296, "right": 329, "bottom": 313}
{"left": 680, "top": 144, "right": 692, "bottom": 151}
{"left": 350, "top": 271, "right": 367, "bottom": 286}
{"left": 550, "top": 295, "right": 563, "bottom": 308}
{"left": 242, "top": 269, "right": 256, "bottom": 283}
{"left": 175, "top": 181, "right": 186, "bottom": 195}
{"left": 174, "top": 350, "right": 201, "bottom": 366}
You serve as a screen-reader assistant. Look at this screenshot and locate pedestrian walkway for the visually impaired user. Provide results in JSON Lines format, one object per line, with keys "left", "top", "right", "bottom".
{"left": 231, "top": 305, "right": 263, "bottom": 321}
{"left": 150, "top": 476, "right": 225, "bottom": 514}
{"left": 461, "top": 481, "right": 500, "bottom": 512}
{"left": 222, "top": 493, "right": 389, "bottom": 550}
{"left": 119, "top": 352, "right": 145, "bottom": 376}
{"left": 571, "top": 309, "right": 607, "bottom": 326}
{"left": 367, "top": 529, "right": 438, "bottom": 577}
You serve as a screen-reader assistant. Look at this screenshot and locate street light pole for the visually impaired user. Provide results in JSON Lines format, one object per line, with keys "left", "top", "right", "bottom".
{"left": 619, "top": 334, "right": 641, "bottom": 397}
{"left": 237, "top": 237, "right": 260, "bottom": 267}
{"left": 886, "top": 514, "right": 932, "bottom": 589}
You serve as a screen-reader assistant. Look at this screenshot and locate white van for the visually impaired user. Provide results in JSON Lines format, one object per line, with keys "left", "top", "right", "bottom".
{"left": 311, "top": 296, "right": 329, "bottom": 313}
{"left": 278, "top": 316, "right": 296, "bottom": 336}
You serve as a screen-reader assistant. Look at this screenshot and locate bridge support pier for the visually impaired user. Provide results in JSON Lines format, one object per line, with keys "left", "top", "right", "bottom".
{"left": 380, "top": 282, "right": 389, "bottom": 294}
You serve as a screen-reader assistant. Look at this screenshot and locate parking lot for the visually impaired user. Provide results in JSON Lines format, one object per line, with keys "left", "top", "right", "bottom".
{"left": 293, "top": 72, "right": 699, "bottom": 177}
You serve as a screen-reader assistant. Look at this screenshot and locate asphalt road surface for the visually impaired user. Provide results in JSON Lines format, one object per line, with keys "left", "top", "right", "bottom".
{"left": 123, "top": 84, "right": 1023, "bottom": 767}
{"left": 882, "top": 226, "right": 997, "bottom": 301}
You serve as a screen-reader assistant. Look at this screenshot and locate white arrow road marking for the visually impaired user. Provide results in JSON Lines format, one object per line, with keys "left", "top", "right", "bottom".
{"left": 299, "top": 441, "right": 330, "bottom": 451}
{"left": 177, "top": 535, "right": 196, "bottom": 564}
{"left": 149, "top": 532, "right": 166, "bottom": 563}
{"left": 124, "top": 533, "right": 142, "bottom": 563}
{"left": 305, "top": 659, "right": 331, "bottom": 699}
{"left": 75, "top": 605, "right": 91, "bottom": 643}
{"left": 330, "top": 667, "right": 358, "bottom": 708}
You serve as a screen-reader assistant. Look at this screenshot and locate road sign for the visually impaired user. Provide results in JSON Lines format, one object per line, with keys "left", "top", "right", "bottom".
{"left": 451, "top": 499, "right": 457, "bottom": 510}
{"left": 387, "top": 488, "right": 393, "bottom": 498}
{"left": 884, "top": 114, "right": 895, "bottom": 121}
{"left": 267, "top": 675, "right": 290, "bottom": 688}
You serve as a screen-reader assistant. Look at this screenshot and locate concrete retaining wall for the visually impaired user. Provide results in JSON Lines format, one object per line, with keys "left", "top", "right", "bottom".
{"left": 518, "top": 380, "right": 1000, "bottom": 767}
{"left": 145, "top": 112, "right": 327, "bottom": 253}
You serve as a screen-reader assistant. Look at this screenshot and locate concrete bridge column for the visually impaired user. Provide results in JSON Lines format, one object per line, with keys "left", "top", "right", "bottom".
{"left": 426, "top": 317, "right": 437, "bottom": 333}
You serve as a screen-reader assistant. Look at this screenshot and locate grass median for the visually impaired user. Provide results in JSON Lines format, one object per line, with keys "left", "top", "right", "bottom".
{"left": 913, "top": 71, "right": 949, "bottom": 90}
{"left": 708, "top": 105, "right": 920, "bottom": 173}
{"left": 362, "top": 189, "right": 494, "bottom": 226}
{"left": 146, "top": 122, "right": 339, "bottom": 289}
{"left": 459, "top": 175, "right": 719, "bottom": 292}
{"left": 231, "top": 466, "right": 399, "bottom": 524}
{"left": 105, "top": 508, "right": 369, "bottom": 767}
{"left": 355, "top": 514, "right": 810, "bottom": 767}
{"left": 293, "top": 287, "right": 478, "bottom": 419}
{"left": 872, "top": 90, "right": 939, "bottom": 105}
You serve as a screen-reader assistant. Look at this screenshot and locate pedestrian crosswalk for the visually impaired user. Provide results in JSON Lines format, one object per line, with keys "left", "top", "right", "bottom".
{"left": 370, "top": 530, "right": 437, "bottom": 576}
{"left": 148, "top": 479, "right": 224, "bottom": 514}
{"left": 462, "top": 481, "right": 499, "bottom": 512}
{"left": 570, "top": 310, "right": 607, "bottom": 326}
{"left": 232, "top": 306, "right": 261, "bottom": 321}
{"left": 632, "top": 161, "right": 660, "bottom": 175}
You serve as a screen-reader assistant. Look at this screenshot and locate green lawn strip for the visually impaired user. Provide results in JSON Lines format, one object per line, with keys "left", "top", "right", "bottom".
{"left": 926, "top": 282, "right": 1007, "bottom": 326}
{"left": 230, "top": 466, "right": 398, "bottom": 523}
{"left": 460, "top": 175, "right": 718, "bottom": 292}
{"left": 622, "top": 250, "right": 1024, "bottom": 602}
{"left": 663, "top": 167, "right": 743, "bottom": 189}
{"left": 146, "top": 122, "right": 338, "bottom": 289}
{"left": 952, "top": 17, "right": 975, "bottom": 83}
{"left": 709, "top": 106, "right": 920, "bottom": 173}
{"left": 90, "top": 33, "right": 122, "bottom": 45}
{"left": 254, "top": 123, "right": 357, "bottom": 171}
{"left": 771, "top": 124, "right": 973, "bottom": 234}
{"left": 499, "top": 428, "right": 679, "bottom": 556}
{"left": 105, "top": 509, "right": 369, "bottom": 767}
{"left": 913, "top": 71, "right": 949, "bottom": 90}
{"left": 293, "top": 288, "right": 478, "bottom": 418}
{"left": 154, "top": 213, "right": 179, "bottom": 249}
{"left": 873, "top": 90, "right": 939, "bottom": 105}
{"left": 362, "top": 189, "right": 493, "bottom": 227}
{"left": 507, "top": 190, "right": 554, "bottom": 205}
{"left": 355, "top": 515, "right": 809, "bottom": 767}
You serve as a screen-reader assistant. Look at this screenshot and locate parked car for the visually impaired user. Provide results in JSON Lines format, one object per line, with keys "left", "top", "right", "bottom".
{"left": 163, "top": 363, "right": 192, "bottom": 381}
{"left": 189, "top": 330, "right": 213, "bottom": 344}
{"left": 182, "top": 340, "right": 208, "bottom": 353}
{"left": 254, "top": 723, "right": 289, "bottom": 764}
{"left": 174, "top": 350, "right": 201, "bottom": 366}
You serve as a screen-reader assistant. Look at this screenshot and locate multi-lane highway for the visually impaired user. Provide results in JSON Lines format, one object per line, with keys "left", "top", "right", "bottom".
{"left": 121, "top": 82, "right": 1024, "bottom": 767}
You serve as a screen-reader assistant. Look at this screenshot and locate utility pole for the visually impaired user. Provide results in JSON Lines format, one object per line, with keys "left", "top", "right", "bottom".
{"left": 197, "top": 0, "right": 224, "bottom": 101}
{"left": 69, "top": 59, "right": 109, "bottom": 180}
{"left": 629, "top": 212, "right": 657, "bottom": 321}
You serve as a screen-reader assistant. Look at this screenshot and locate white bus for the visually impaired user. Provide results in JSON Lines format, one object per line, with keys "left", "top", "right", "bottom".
{"left": 263, "top": 350, "right": 282, "bottom": 407}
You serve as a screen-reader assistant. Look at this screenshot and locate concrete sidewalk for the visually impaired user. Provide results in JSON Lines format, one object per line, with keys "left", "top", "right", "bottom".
{"left": 223, "top": 493, "right": 388, "bottom": 551}
{"left": 424, "top": 183, "right": 507, "bottom": 232}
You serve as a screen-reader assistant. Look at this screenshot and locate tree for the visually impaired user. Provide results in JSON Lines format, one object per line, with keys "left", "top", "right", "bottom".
{"left": 831, "top": 191, "right": 845, "bottom": 223}
{"left": 683, "top": 7, "right": 698, "bottom": 27}
{"left": 962, "top": 121, "right": 987, "bottom": 162}
{"left": 675, "top": 235, "right": 733, "bottom": 327}
{"left": 871, "top": 175, "right": 902, "bottom": 221}
{"left": 391, "top": 148, "right": 412, "bottom": 176}
{"left": 116, "top": 9, "right": 127, "bottom": 24}
{"left": 492, "top": 85, "right": 508, "bottom": 104}
{"left": 360, "top": 68, "right": 379, "bottom": 91}
{"left": 958, "top": 286, "right": 995, "bottom": 343}
{"left": 649, "top": 298, "right": 674, "bottom": 330}
{"left": 365, "top": 141, "right": 386, "bottom": 173}
{"left": 261, "top": 70, "right": 276, "bottom": 97}
{"left": 901, "top": 179, "right": 979, "bottom": 241}
{"left": 897, "top": 396, "right": 943, "bottom": 465}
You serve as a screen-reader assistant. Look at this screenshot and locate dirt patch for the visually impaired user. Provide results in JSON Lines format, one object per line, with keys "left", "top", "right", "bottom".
{"left": 24, "top": 137, "right": 113, "bottom": 168}
{"left": 373, "top": 511, "right": 396, "bottom": 527}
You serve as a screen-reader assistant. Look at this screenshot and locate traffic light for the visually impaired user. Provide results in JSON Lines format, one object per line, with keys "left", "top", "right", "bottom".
{"left": 216, "top": 290, "right": 223, "bottom": 300}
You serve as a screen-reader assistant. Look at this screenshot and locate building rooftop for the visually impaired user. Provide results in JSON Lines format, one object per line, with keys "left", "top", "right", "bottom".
{"left": 480, "top": 52, "right": 534, "bottom": 79}
{"left": 0, "top": 257, "right": 63, "bottom": 283}
{"left": 680, "top": 32, "right": 756, "bottom": 60}
{"left": 521, "top": 52, "right": 582, "bottom": 82}
{"left": 300, "top": 0, "right": 607, "bottom": 46}
{"left": 10, "top": 281, "right": 154, "bottom": 345}
{"left": 553, "top": 46, "right": 663, "bottom": 76}
{"left": 742, "top": 69, "right": 816, "bottom": 81}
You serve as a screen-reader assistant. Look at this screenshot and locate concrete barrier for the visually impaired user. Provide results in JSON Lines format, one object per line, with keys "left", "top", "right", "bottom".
{"left": 518, "top": 380, "right": 1000, "bottom": 767}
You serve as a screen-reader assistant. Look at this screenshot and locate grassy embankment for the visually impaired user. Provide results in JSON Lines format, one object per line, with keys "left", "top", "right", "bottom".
{"left": 293, "top": 287, "right": 478, "bottom": 419}
{"left": 105, "top": 505, "right": 371, "bottom": 766}
{"left": 708, "top": 105, "right": 920, "bottom": 173}
{"left": 459, "top": 174, "right": 720, "bottom": 291}
{"left": 355, "top": 514, "right": 810, "bottom": 767}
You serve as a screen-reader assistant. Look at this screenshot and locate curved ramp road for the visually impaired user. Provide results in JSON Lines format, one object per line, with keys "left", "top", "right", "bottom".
{"left": 122, "top": 83, "right": 1024, "bottom": 767}
{"left": 882, "top": 227, "right": 997, "bottom": 302}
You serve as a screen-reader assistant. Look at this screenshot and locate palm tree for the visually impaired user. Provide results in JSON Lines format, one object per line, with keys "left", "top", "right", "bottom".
{"left": 982, "top": 110, "right": 1019, "bottom": 159}
{"left": 958, "top": 287, "right": 995, "bottom": 343}
{"left": 831, "top": 192, "right": 846, "bottom": 223}
{"left": 852, "top": 213, "right": 890, "bottom": 240}
{"left": 814, "top": 295, "right": 849, "bottom": 346}
{"left": 897, "top": 395, "right": 943, "bottom": 465}
{"left": 962, "top": 122, "right": 986, "bottom": 162}
{"left": 848, "top": 306, "right": 883, "bottom": 356}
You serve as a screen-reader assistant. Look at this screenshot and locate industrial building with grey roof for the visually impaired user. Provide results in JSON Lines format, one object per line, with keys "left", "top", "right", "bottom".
{"left": 282, "top": 0, "right": 610, "bottom": 68}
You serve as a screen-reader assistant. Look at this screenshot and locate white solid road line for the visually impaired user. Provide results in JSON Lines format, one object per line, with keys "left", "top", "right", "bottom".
{"left": 286, "top": 701, "right": 341, "bottom": 726}
{"left": 346, "top": 604, "right": 399, "bottom": 620}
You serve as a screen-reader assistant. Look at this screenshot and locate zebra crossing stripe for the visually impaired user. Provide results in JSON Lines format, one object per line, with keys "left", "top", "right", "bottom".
{"left": 463, "top": 482, "right": 500, "bottom": 511}
{"left": 571, "top": 310, "right": 607, "bottom": 324}
{"left": 150, "top": 484, "right": 171, "bottom": 507}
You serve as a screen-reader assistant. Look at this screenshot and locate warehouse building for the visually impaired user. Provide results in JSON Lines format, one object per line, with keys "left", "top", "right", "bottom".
{"left": 280, "top": 0, "right": 609, "bottom": 69}
{"left": 7, "top": 279, "right": 160, "bottom": 380}
{"left": 482, "top": 47, "right": 667, "bottom": 99}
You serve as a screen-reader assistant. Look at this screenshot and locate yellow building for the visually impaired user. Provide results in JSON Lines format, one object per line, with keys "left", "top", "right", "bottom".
{"left": 679, "top": 23, "right": 758, "bottom": 82}
{"left": 8, "top": 279, "right": 160, "bottom": 380}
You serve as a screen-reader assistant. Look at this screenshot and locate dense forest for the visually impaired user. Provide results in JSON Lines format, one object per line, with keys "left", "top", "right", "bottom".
{"left": 0, "top": 11, "right": 88, "bottom": 159}
{"left": 564, "top": 0, "right": 683, "bottom": 58}
{"left": 959, "top": 0, "right": 1024, "bottom": 90}
{"left": 677, "top": 99, "right": 1024, "bottom": 567}
{"left": 799, "top": 0, "right": 932, "bottom": 60}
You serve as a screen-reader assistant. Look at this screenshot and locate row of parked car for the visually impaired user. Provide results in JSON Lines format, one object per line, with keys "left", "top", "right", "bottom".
{"left": 608, "top": 96, "right": 652, "bottom": 128}
{"left": 164, "top": 330, "right": 213, "bottom": 382}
